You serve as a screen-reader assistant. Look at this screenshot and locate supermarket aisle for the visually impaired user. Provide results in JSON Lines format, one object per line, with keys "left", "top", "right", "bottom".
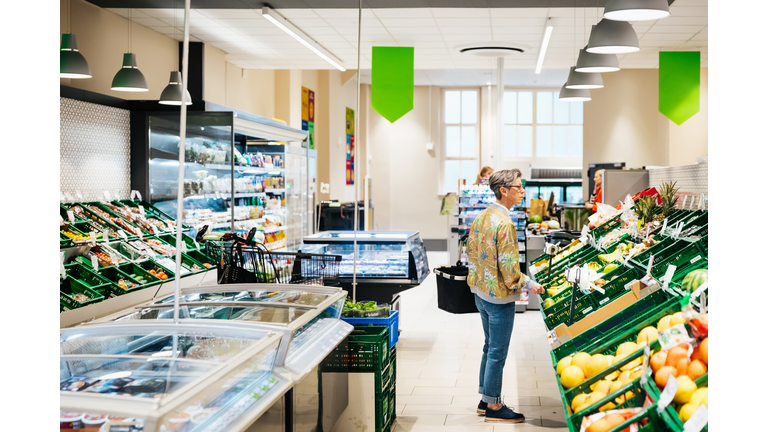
{"left": 392, "top": 252, "right": 567, "bottom": 432}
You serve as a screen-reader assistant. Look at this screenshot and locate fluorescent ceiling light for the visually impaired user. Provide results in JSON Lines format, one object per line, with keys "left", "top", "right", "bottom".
{"left": 535, "top": 26, "right": 554, "bottom": 75}
{"left": 262, "top": 7, "right": 345, "bottom": 71}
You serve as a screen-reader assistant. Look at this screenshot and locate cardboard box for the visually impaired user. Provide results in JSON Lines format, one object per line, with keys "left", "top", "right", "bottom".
{"left": 548, "top": 278, "right": 659, "bottom": 347}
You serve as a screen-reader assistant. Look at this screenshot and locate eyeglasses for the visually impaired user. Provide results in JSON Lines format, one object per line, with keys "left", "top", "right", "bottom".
{"left": 503, "top": 185, "right": 525, "bottom": 192}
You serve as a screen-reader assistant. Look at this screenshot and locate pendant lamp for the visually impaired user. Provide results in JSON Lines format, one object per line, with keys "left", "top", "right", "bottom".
{"left": 159, "top": 72, "right": 192, "bottom": 105}
{"left": 604, "top": 0, "right": 670, "bottom": 22}
{"left": 566, "top": 66, "right": 603, "bottom": 89}
{"left": 111, "top": 53, "right": 149, "bottom": 92}
{"left": 60, "top": 34, "right": 91, "bottom": 79}
{"left": 586, "top": 20, "right": 640, "bottom": 54}
{"left": 559, "top": 83, "right": 591, "bottom": 102}
{"left": 575, "top": 47, "right": 620, "bottom": 73}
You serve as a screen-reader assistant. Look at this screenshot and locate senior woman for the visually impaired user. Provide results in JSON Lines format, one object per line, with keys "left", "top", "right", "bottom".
{"left": 467, "top": 169, "right": 545, "bottom": 423}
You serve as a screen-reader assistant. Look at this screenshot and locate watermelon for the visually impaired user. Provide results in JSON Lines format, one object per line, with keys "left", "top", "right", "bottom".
{"left": 530, "top": 215, "right": 543, "bottom": 224}
{"left": 680, "top": 269, "right": 708, "bottom": 293}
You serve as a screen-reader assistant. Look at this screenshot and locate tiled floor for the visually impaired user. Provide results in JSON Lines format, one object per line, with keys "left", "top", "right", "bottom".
{"left": 391, "top": 252, "right": 567, "bottom": 432}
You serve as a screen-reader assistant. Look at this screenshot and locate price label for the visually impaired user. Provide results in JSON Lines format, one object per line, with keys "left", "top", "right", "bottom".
{"left": 108, "top": 252, "right": 118, "bottom": 265}
{"left": 103, "top": 231, "right": 109, "bottom": 242}
{"left": 138, "top": 205, "right": 145, "bottom": 215}
{"left": 118, "top": 230, "right": 128, "bottom": 240}
{"left": 657, "top": 374, "right": 678, "bottom": 412}
{"left": 683, "top": 404, "right": 708, "bottom": 432}
{"left": 137, "top": 230, "right": 143, "bottom": 240}
{"left": 661, "top": 218, "right": 668, "bottom": 234}
{"left": 60, "top": 252, "right": 67, "bottom": 279}
{"left": 181, "top": 242, "right": 188, "bottom": 253}
{"left": 131, "top": 190, "right": 142, "bottom": 200}
{"left": 193, "top": 239, "right": 200, "bottom": 250}
{"left": 546, "top": 328, "right": 559, "bottom": 345}
{"left": 90, "top": 255, "right": 100, "bottom": 272}
{"left": 640, "top": 345, "right": 651, "bottom": 385}
{"left": 90, "top": 231, "right": 97, "bottom": 244}
{"left": 699, "top": 289, "right": 707, "bottom": 313}
{"left": 152, "top": 225, "right": 161, "bottom": 235}
{"left": 690, "top": 281, "right": 708, "bottom": 299}
{"left": 67, "top": 210, "right": 75, "bottom": 222}
{"left": 76, "top": 190, "right": 84, "bottom": 201}
{"left": 662, "top": 265, "right": 676, "bottom": 291}
{"left": 698, "top": 193, "right": 705, "bottom": 209}
{"left": 646, "top": 255, "right": 655, "bottom": 276}
{"left": 658, "top": 323, "right": 694, "bottom": 351}
{"left": 682, "top": 196, "right": 688, "bottom": 209}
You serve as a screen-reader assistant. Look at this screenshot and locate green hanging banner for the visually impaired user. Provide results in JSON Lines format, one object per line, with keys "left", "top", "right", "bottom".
{"left": 372, "top": 47, "right": 414, "bottom": 123}
{"left": 659, "top": 51, "right": 700, "bottom": 125}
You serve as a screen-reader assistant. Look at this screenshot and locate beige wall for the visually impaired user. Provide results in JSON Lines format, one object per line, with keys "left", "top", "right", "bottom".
{"left": 583, "top": 68, "right": 708, "bottom": 200}
{"left": 203, "top": 44, "right": 226, "bottom": 105}
{"left": 60, "top": 0, "right": 177, "bottom": 100}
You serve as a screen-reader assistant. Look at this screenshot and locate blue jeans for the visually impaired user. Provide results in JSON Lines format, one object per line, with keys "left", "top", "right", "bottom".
{"left": 475, "top": 294, "right": 516, "bottom": 404}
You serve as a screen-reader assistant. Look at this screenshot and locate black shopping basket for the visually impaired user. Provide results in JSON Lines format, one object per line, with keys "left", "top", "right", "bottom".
{"left": 434, "top": 264, "right": 478, "bottom": 314}
{"left": 197, "top": 225, "right": 342, "bottom": 285}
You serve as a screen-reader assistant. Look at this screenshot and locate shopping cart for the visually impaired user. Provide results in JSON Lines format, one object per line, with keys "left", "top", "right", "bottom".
{"left": 196, "top": 225, "right": 342, "bottom": 286}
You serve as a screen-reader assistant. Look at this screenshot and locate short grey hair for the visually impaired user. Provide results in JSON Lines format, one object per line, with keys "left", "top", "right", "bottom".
{"left": 489, "top": 169, "right": 523, "bottom": 200}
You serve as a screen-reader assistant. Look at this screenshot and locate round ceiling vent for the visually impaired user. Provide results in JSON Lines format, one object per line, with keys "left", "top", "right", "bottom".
{"left": 455, "top": 42, "right": 531, "bottom": 57}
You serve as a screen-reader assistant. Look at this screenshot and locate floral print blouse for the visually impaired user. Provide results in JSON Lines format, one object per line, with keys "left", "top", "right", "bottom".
{"left": 467, "top": 202, "right": 532, "bottom": 304}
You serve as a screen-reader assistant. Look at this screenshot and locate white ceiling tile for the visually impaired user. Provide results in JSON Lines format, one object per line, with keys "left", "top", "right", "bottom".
{"left": 304, "top": 27, "right": 342, "bottom": 35}
{"left": 432, "top": 8, "right": 489, "bottom": 18}
{"left": 311, "top": 34, "right": 348, "bottom": 43}
{"left": 632, "top": 26, "right": 652, "bottom": 34}
{"left": 443, "top": 27, "right": 492, "bottom": 35}
{"left": 130, "top": 17, "right": 168, "bottom": 28}
{"left": 286, "top": 18, "right": 329, "bottom": 27}
{"left": 313, "top": 9, "right": 377, "bottom": 19}
{"left": 235, "top": 27, "right": 286, "bottom": 36}
{"left": 491, "top": 17, "right": 546, "bottom": 26}
{"left": 380, "top": 18, "right": 436, "bottom": 27}
{"left": 373, "top": 8, "right": 433, "bottom": 18}
{"left": 677, "top": 42, "right": 707, "bottom": 49}
{"left": 150, "top": 26, "right": 177, "bottom": 35}
{"left": 107, "top": 8, "right": 150, "bottom": 19}
{"left": 322, "top": 18, "right": 382, "bottom": 27}
{"left": 653, "top": 16, "right": 708, "bottom": 26}
{"left": 415, "top": 47, "right": 450, "bottom": 54}
{"left": 391, "top": 35, "right": 445, "bottom": 42}
{"left": 133, "top": 8, "right": 174, "bottom": 19}
{"left": 170, "top": 18, "right": 219, "bottom": 27}
{"left": 637, "top": 41, "right": 683, "bottom": 47}
{"left": 387, "top": 27, "right": 441, "bottom": 35}
{"left": 334, "top": 26, "right": 390, "bottom": 35}
{"left": 689, "top": 32, "right": 707, "bottom": 41}
{"left": 274, "top": 9, "right": 321, "bottom": 19}
{"left": 342, "top": 34, "right": 396, "bottom": 43}
{"left": 646, "top": 25, "right": 706, "bottom": 33}
{"left": 490, "top": 8, "right": 548, "bottom": 18}
{"left": 668, "top": 6, "right": 708, "bottom": 17}
{"left": 668, "top": 0, "right": 708, "bottom": 6}
{"left": 547, "top": 8, "right": 589, "bottom": 18}
{"left": 492, "top": 26, "right": 547, "bottom": 34}
{"left": 435, "top": 18, "right": 491, "bottom": 27}
{"left": 442, "top": 34, "right": 492, "bottom": 42}
{"left": 492, "top": 34, "right": 541, "bottom": 42}
{"left": 641, "top": 33, "right": 693, "bottom": 40}
{"left": 197, "top": 9, "right": 260, "bottom": 19}
{"left": 215, "top": 18, "right": 271, "bottom": 28}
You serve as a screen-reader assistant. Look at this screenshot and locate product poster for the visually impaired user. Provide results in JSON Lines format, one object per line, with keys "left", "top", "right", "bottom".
{"left": 308, "top": 89, "right": 315, "bottom": 149}
{"left": 346, "top": 108, "right": 355, "bottom": 185}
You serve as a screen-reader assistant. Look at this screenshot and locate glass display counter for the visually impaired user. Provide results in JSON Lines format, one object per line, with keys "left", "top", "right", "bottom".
{"left": 92, "top": 284, "right": 352, "bottom": 380}
{"left": 300, "top": 231, "right": 430, "bottom": 303}
{"left": 60, "top": 322, "right": 288, "bottom": 432}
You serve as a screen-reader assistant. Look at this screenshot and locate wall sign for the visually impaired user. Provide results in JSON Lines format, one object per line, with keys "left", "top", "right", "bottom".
{"left": 346, "top": 108, "right": 355, "bottom": 185}
{"left": 302, "top": 86, "right": 315, "bottom": 149}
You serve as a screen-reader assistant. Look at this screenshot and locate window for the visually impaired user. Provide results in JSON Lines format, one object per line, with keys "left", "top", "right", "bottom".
{"left": 444, "top": 90, "right": 479, "bottom": 194}
{"left": 504, "top": 90, "right": 583, "bottom": 158}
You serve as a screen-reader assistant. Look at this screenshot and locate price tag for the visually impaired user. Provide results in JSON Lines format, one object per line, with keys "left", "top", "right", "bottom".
{"left": 91, "top": 255, "right": 100, "bottom": 272}
{"left": 698, "top": 193, "right": 705, "bottom": 209}
{"left": 646, "top": 255, "right": 655, "bottom": 276}
{"left": 67, "top": 210, "right": 75, "bottom": 222}
{"left": 131, "top": 190, "right": 142, "bottom": 200}
{"left": 152, "top": 225, "right": 161, "bottom": 235}
{"left": 657, "top": 374, "right": 678, "bottom": 413}
{"left": 662, "top": 265, "right": 676, "bottom": 291}
{"left": 89, "top": 231, "right": 97, "bottom": 244}
{"left": 60, "top": 252, "right": 67, "bottom": 279}
{"left": 699, "top": 289, "right": 707, "bottom": 313}
{"left": 579, "top": 225, "right": 589, "bottom": 243}
{"left": 104, "top": 190, "right": 112, "bottom": 201}
{"left": 661, "top": 218, "right": 668, "bottom": 235}
{"left": 640, "top": 345, "right": 651, "bottom": 385}
{"left": 118, "top": 230, "right": 128, "bottom": 240}
{"left": 682, "top": 195, "right": 688, "bottom": 209}
{"left": 138, "top": 205, "right": 145, "bottom": 215}
{"left": 103, "top": 231, "right": 109, "bottom": 242}
{"left": 546, "top": 328, "right": 559, "bottom": 345}
{"left": 193, "top": 239, "right": 200, "bottom": 250}
{"left": 76, "top": 190, "right": 84, "bottom": 201}
{"left": 137, "top": 230, "right": 143, "bottom": 240}
{"left": 181, "top": 242, "right": 188, "bottom": 253}
{"left": 690, "top": 281, "right": 708, "bottom": 299}
{"left": 683, "top": 404, "right": 708, "bottom": 432}
{"left": 108, "top": 252, "right": 118, "bottom": 265}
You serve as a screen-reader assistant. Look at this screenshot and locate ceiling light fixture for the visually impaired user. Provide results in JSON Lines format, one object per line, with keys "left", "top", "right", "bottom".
{"left": 586, "top": 20, "right": 640, "bottom": 54}
{"left": 559, "top": 83, "right": 591, "bottom": 102}
{"left": 60, "top": 0, "right": 91, "bottom": 79}
{"left": 112, "top": 5, "right": 148, "bottom": 92}
{"left": 566, "top": 66, "right": 603, "bottom": 89}
{"left": 261, "top": 7, "right": 345, "bottom": 71}
{"left": 159, "top": 72, "right": 192, "bottom": 105}
{"left": 604, "top": 0, "right": 670, "bottom": 21}
{"left": 535, "top": 25, "right": 554, "bottom": 75}
{"left": 575, "top": 47, "right": 620, "bottom": 73}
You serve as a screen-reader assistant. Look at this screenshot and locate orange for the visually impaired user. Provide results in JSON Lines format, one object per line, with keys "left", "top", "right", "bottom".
{"left": 699, "top": 338, "right": 708, "bottom": 364}
{"left": 665, "top": 346, "right": 688, "bottom": 368}
{"left": 586, "top": 418, "right": 612, "bottom": 432}
{"left": 691, "top": 346, "right": 703, "bottom": 363}
{"left": 687, "top": 360, "right": 707, "bottom": 380}
{"left": 675, "top": 358, "right": 689, "bottom": 378}
{"left": 650, "top": 351, "right": 667, "bottom": 374}
{"left": 657, "top": 315, "right": 673, "bottom": 332}
{"left": 655, "top": 366, "right": 677, "bottom": 389}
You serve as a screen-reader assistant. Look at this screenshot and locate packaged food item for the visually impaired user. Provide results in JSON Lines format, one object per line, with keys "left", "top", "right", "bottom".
{"left": 167, "top": 411, "right": 191, "bottom": 431}
{"left": 60, "top": 411, "right": 84, "bottom": 429}
{"left": 118, "top": 378, "right": 167, "bottom": 395}
{"left": 82, "top": 413, "right": 109, "bottom": 427}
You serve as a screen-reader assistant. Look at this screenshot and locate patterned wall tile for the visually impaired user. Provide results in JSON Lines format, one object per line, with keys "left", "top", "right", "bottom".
{"left": 649, "top": 163, "right": 708, "bottom": 209}
{"left": 60, "top": 98, "right": 130, "bottom": 202}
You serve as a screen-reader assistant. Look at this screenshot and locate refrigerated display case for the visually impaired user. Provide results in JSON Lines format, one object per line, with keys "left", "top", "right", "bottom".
{"left": 93, "top": 284, "right": 352, "bottom": 380}
{"left": 300, "top": 231, "right": 430, "bottom": 303}
{"left": 60, "top": 322, "right": 290, "bottom": 431}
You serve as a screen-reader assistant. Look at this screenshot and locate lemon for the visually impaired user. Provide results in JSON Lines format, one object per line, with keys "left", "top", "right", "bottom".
{"left": 561, "top": 366, "right": 586, "bottom": 389}
{"left": 571, "top": 352, "right": 592, "bottom": 374}
{"left": 594, "top": 380, "right": 612, "bottom": 394}
{"left": 673, "top": 376, "right": 697, "bottom": 404}
{"left": 690, "top": 388, "right": 708, "bottom": 407}
{"left": 557, "top": 356, "right": 573, "bottom": 375}
{"left": 571, "top": 393, "right": 588, "bottom": 412}
{"left": 543, "top": 298, "right": 555, "bottom": 309}
{"left": 679, "top": 403, "right": 699, "bottom": 422}
{"left": 617, "top": 342, "right": 639, "bottom": 356}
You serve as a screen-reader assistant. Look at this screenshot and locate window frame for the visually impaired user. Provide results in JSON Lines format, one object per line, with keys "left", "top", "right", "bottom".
{"left": 440, "top": 88, "right": 481, "bottom": 195}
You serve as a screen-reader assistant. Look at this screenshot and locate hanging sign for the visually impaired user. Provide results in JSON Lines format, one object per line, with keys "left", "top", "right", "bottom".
{"left": 659, "top": 51, "right": 701, "bottom": 125}
{"left": 346, "top": 108, "right": 355, "bottom": 185}
{"left": 371, "top": 46, "right": 414, "bottom": 123}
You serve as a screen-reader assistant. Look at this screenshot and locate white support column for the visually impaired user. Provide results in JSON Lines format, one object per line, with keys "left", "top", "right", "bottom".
{"left": 495, "top": 57, "right": 505, "bottom": 171}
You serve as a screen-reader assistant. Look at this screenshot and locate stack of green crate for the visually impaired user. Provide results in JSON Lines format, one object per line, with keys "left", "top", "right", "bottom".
{"left": 321, "top": 326, "right": 397, "bottom": 432}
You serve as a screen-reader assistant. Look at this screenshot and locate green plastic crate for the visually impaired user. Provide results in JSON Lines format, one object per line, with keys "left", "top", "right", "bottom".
{"left": 116, "top": 262, "right": 164, "bottom": 289}
{"left": 543, "top": 292, "right": 596, "bottom": 330}
{"left": 321, "top": 326, "right": 390, "bottom": 372}
{"left": 536, "top": 248, "right": 601, "bottom": 286}
{"left": 86, "top": 201, "right": 153, "bottom": 237}
{"left": 590, "top": 214, "right": 623, "bottom": 239}
{"left": 136, "top": 259, "right": 175, "bottom": 281}
{"left": 184, "top": 249, "right": 217, "bottom": 269}
{"left": 551, "top": 294, "right": 686, "bottom": 368}
{"left": 60, "top": 278, "right": 105, "bottom": 309}
{"left": 157, "top": 233, "right": 199, "bottom": 252}
{"left": 94, "top": 266, "right": 144, "bottom": 297}
{"left": 632, "top": 236, "right": 673, "bottom": 266}
{"left": 106, "top": 240, "right": 151, "bottom": 262}
{"left": 651, "top": 240, "right": 705, "bottom": 280}
{"left": 118, "top": 199, "right": 191, "bottom": 231}
{"left": 648, "top": 373, "right": 708, "bottom": 432}
{"left": 64, "top": 262, "right": 111, "bottom": 289}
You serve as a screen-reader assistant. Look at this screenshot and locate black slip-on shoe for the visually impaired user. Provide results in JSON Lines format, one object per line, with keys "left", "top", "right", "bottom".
{"left": 477, "top": 400, "right": 487, "bottom": 415}
{"left": 484, "top": 405, "right": 525, "bottom": 423}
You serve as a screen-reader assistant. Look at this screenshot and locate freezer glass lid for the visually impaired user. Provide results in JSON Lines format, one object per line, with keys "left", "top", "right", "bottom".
{"left": 61, "top": 326, "right": 270, "bottom": 361}
{"left": 156, "top": 289, "right": 332, "bottom": 306}
{"left": 114, "top": 303, "right": 312, "bottom": 324}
